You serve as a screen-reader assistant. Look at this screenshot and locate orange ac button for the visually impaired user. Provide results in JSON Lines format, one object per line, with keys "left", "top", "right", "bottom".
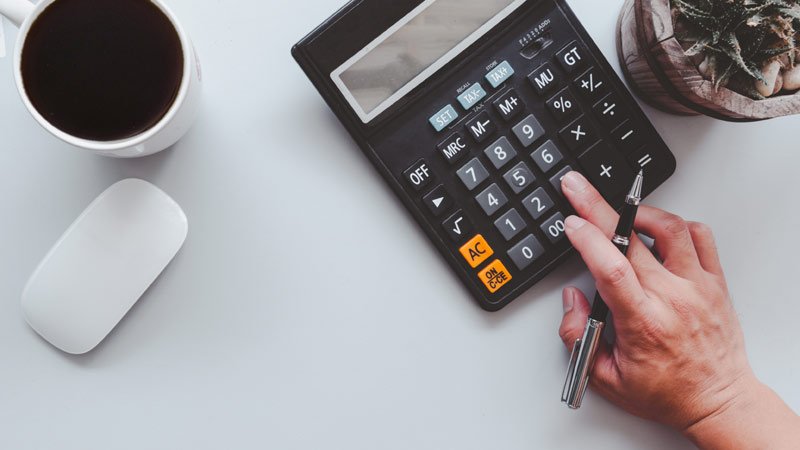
{"left": 459, "top": 235, "right": 494, "bottom": 268}
{"left": 479, "top": 260, "right": 513, "bottom": 293}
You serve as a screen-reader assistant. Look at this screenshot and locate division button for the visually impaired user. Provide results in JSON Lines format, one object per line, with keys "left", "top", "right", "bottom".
{"left": 494, "top": 208, "right": 527, "bottom": 241}
{"left": 457, "top": 157, "right": 490, "bottom": 191}
{"left": 443, "top": 211, "right": 475, "bottom": 243}
{"left": 531, "top": 140, "right": 564, "bottom": 173}
{"left": 476, "top": 183, "right": 509, "bottom": 216}
{"left": 423, "top": 185, "right": 453, "bottom": 216}
{"left": 478, "top": 259, "right": 513, "bottom": 293}
{"left": 484, "top": 136, "right": 518, "bottom": 169}
{"left": 486, "top": 60, "right": 515, "bottom": 88}
{"left": 508, "top": 235, "right": 546, "bottom": 270}
{"left": 578, "top": 142, "right": 634, "bottom": 199}
{"left": 512, "top": 114, "right": 546, "bottom": 148}
{"left": 437, "top": 132, "right": 471, "bottom": 165}
{"left": 574, "top": 67, "right": 609, "bottom": 101}
{"left": 457, "top": 83, "right": 488, "bottom": 110}
{"left": 503, "top": 162, "right": 536, "bottom": 194}
{"left": 556, "top": 41, "right": 587, "bottom": 74}
{"left": 466, "top": 111, "right": 497, "bottom": 143}
{"left": 559, "top": 116, "right": 597, "bottom": 153}
{"left": 549, "top": 165, "right": 574, "bottom": 196}
{"left": 429, "top": 104, "right": 459, "bottom": 132}
{"left": 523, "top": 187, "right": 555, "bottom": 220}
{"left": 528, "top": 63, "right": 559, "bottom": 95}
{"left": 611, "top": 120, "right": 645, "bottom": 154}
{"left": 541, "top": 213, "right": 568, "bottom": 244}
{"left": 493, "top": 89, "right": 525, "bottom": 121}
{"left": 594, "top": 93, "right": 626, "bottom": 129}
{"left": 403, "top": 159, "right": 434, "bottom": 191}
{"left": 547, "top": 88, "right": 580, "bottom": 124}
{"left": 459, "top": 234, "right": 494, "bottom": 268}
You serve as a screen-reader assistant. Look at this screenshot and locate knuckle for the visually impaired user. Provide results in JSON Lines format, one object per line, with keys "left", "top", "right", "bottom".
{"left": 662, "top": 213, "right": 689, "bottom": 238}
{"left": 688, "top": 221, "right": 715, "bottom": 241}
{"left": 601, "top": 260, "right": 632, "bottom": 287}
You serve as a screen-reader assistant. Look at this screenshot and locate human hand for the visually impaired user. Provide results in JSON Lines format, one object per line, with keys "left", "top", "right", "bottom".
{"left": 557, "top": 171, "right": 800, "bottom": 448}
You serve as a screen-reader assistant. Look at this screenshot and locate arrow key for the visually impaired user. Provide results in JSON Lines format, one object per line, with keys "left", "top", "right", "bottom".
{"left": 443, "top": 211, "right": 475, "bottom": 243}
{"left": 423, "top": 185, "right": 453, "bottom": 217}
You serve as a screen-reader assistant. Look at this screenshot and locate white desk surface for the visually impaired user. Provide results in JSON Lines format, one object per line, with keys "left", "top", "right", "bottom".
{"left": 1, "top": 1, "right": 798, "bottom": 448}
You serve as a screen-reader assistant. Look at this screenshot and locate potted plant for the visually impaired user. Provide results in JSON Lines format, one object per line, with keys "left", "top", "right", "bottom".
{"left": 618, "top": 0, "right": 800, "bottom": 121}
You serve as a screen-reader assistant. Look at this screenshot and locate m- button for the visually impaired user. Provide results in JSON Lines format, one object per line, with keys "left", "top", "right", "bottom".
{"left": 459, "top": 234, "right": 494, "bottom": 268}
{"left": 403, "top": 159, "right": 434, "bottom": 191}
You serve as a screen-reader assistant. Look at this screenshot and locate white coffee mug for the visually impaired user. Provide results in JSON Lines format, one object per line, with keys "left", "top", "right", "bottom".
{"left": 0, "top": 0, "right": 201, "bottom": 158}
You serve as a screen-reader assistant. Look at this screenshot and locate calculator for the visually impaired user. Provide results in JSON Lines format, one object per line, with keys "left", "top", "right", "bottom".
{"left": 292, "top": 0, "right": 676, "bottom": 311}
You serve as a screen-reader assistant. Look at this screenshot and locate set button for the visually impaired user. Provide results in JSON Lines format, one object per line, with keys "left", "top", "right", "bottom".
{"left": 429, "top": 104, "right": 459, "bottom": 132}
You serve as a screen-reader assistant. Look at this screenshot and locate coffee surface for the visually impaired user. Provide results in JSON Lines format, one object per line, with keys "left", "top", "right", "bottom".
{"left": 21, "top": 0, "right": 184, "bottom": 142}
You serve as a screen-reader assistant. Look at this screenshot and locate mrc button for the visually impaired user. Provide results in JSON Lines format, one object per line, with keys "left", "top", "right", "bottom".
{"left": 459, "top": 234, "right": 494, "bottom": 268}
{"left": 437, "top": 132, "right": 470, "bottom": 164}
{"left": 403, "top": 159, "right": 434, "bottom": 191}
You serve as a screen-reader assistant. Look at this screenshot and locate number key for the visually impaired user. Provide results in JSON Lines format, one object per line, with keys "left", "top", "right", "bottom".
{"left": 508, "top": 235, "right": 545, "bottom": 270}
{"left": 457, "top": 158, "right": 490, "bottom": 191}
{"left": 512, "top": 114, "right": 545, "bottom": 148}
{"left": 503, "top": 162, "right": 536, "bottom": 194}
{"left": 522, "top": 188, "right": 555, "bottom": 220}
{"left": 484, "top": 137, "right": 517, "bottom": 169}
{"left": 541, "top": 212, "right": 568, "bottom": 244}
{"left": 531, "top": 140, "right": 564, "bottom": 173}
{"left": 476, "top": 183, "right": 508, "bottom": 216}
{"left": 494, "top": 209, "right": 526, "bottom": 241}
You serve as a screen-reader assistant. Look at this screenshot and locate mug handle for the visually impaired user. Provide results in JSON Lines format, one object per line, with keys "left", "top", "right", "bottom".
{"left": 0, "top": 0, "right": 34, "bottom": 27}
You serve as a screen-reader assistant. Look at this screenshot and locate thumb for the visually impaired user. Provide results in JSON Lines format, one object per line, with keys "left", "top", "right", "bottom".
{"left": 558, "top": 287, "right": 622, "bottom": 395}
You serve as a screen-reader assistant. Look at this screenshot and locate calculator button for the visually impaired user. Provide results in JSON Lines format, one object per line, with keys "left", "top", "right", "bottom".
{"left": 547, "top": 88, "right": 580, "bottom": 124}
{"left": 429, "top": 104, "right": 459, "bottom": 132}
{"left": 476, "top": 183, "right": 509, "bottom": 216}
{"left": 611, "top": 121, "right": 645, "bottom": 154}
{"left": 594, "top": 94, "right": 626, "bottom": 129}
{"left": 466, "top": 112, "right": 497, "bottom": 143}
{"left": 460, "top": 234, "right": 494, "bottom": 268}
{"left": 443, "top": 211, "right": 474, "bottom": 243}
{"left": 508, "top": 235, "right": 545, "bottom": 270}
{"left": 403, "top": 159, "right": 434, "bottom": 191}
{"left": 628, "top": 147, "right": 670, "bottom": 182}
{"left": 494, "top": 89, "right": 525, "bottom": 121}
{"left": 550, "top": 166, "right": 574, "bottom": 196}
{"left": 523, "top": 187, "right": 555, "bottom": 220}
{"left": 457, "top": 83, "right": 488, "bottom": 110}
{"left": 423, "top": 185, "right": 453, "bottom": 217}
{"left": 495, "top": 209, "right": 527, "bottom": 241}
{"left": 541, "top": 213, "right": 568, "bottom": 243}
{"left": 559, "top": 116, "right": 597, "bottom": 153}
{"left": 528, "top": 63, "right": 559, "bottom": 96}
{"left": 437, "top": 132, "right": 471, "bottom": 165}
{"left": 503, "top": 162, "right": 536, "bottom": 194}
{"left": 512, "top": 114, "right": 546, "bottom": 148}
{"left": 484, "top": 137, "right": 518, "bottom": 169}
{"left": 478, "top": 259, "right": 513, "bottom": 293}
{"left": 531, "top": 140, "right": 564, "bottom": 173}
{"left": 574, "top": 67, "right": 609, "bottom": 102}
{"left": 579, "top": 142, "right": 634, "bottom": 199}
{"left": 457, "top": 158, "right": 490, "bottom": 191}
{"left": 556, "top": 41, "right": 587, "bottom": 74}
{"left": 486, "top": 60, "right": 515, "bottom": 88}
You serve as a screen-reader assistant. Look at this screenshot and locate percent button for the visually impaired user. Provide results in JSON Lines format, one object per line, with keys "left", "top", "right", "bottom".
{"left": 546, "top": 88, "right": 580, "bottom": 124}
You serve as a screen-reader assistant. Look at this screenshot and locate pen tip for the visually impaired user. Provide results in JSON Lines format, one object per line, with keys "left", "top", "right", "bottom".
{"left": 628, "top": 170, "right": 644, "bottom": 201}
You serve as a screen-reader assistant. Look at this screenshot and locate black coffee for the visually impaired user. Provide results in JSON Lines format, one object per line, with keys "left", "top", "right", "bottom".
{"left": 21, "top": 0, "right": 184, "bottom": 142}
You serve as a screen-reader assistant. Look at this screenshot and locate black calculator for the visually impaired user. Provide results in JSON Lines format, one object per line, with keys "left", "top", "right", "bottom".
{"left": 293, "top": 0, "right": 676, "bottom": 311}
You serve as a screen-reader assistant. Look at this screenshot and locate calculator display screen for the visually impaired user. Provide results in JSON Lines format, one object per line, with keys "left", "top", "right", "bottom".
{"left": 332, "top": 0, "right": 525, "bottom": 123}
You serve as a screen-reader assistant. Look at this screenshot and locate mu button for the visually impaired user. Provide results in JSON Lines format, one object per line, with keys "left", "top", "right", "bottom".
{"left": 479, "top": 259, "right": 513, "bottom": 293}
{"left": 459, "top": 234, "right": 494, "bottom": 268}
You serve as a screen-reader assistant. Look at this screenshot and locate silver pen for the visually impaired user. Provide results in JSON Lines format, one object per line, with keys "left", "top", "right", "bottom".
{"left": 562, "top": 170, "right": 644, "bottom": 409}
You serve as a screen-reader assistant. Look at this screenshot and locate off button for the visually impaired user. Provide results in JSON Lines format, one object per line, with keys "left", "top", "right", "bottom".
{"left": 403, "top": 159, "right": 435, "bottom": 191}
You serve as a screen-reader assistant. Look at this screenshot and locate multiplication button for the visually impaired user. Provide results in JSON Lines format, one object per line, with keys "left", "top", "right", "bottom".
{"left": 443, "top": 211, "right": 474, "bottom": 243}
{"left": 457, "top": 158, "right": 490, "bottom": 191}
{"left": 559, "top": 116, "right": 597, "bottom": 153}
{"left": 512, "top": 114, "right": 546, "bottom": 148}
{"left": 484, "top": 137, "right": 517, "bottom": 169}
{"left": 403, "top": 159, "right": 434, "bottom": 191}
{"left": 508, "top": 235, "right": 545, "bottom": 270}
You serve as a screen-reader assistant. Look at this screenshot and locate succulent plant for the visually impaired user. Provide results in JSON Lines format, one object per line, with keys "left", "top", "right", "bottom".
{"left": 672, "top": 0, "right": 800, "bottom": 99}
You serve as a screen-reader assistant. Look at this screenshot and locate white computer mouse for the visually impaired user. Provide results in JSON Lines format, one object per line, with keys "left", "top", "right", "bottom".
{"left": 21, "top": 179, "right": 188, "bottom": 355}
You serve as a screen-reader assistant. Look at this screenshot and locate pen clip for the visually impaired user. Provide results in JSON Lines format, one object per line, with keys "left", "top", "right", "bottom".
{"left": 561, "top": 338, "right": 582, "bottom": 404}
{"left": 561, "top": 319, "right": 605, "bottom": 409}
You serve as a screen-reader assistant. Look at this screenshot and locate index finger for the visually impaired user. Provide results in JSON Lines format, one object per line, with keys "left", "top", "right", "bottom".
{"left": 565, "top": 215, "right": 648, "bottom": 320}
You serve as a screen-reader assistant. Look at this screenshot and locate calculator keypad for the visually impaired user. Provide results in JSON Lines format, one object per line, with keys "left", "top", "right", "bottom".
{"left": 512, "top": 115, "right": 546, "bottom": 147}
{"left": 476, "top": 184, "right": 509, "bottom": 216}
{"left": 457, "top": 158, "right": 490, "bottom": 191}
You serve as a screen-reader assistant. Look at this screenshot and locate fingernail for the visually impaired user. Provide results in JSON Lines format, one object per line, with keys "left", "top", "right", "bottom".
{"left": 562, "top": 288, "right": 575, "bottom": 313}
{"left": 565, "top": 215, "right": 588, "bottom": 232}
{"left": 562, "top": 171, "right": 589, "bottom": 194}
